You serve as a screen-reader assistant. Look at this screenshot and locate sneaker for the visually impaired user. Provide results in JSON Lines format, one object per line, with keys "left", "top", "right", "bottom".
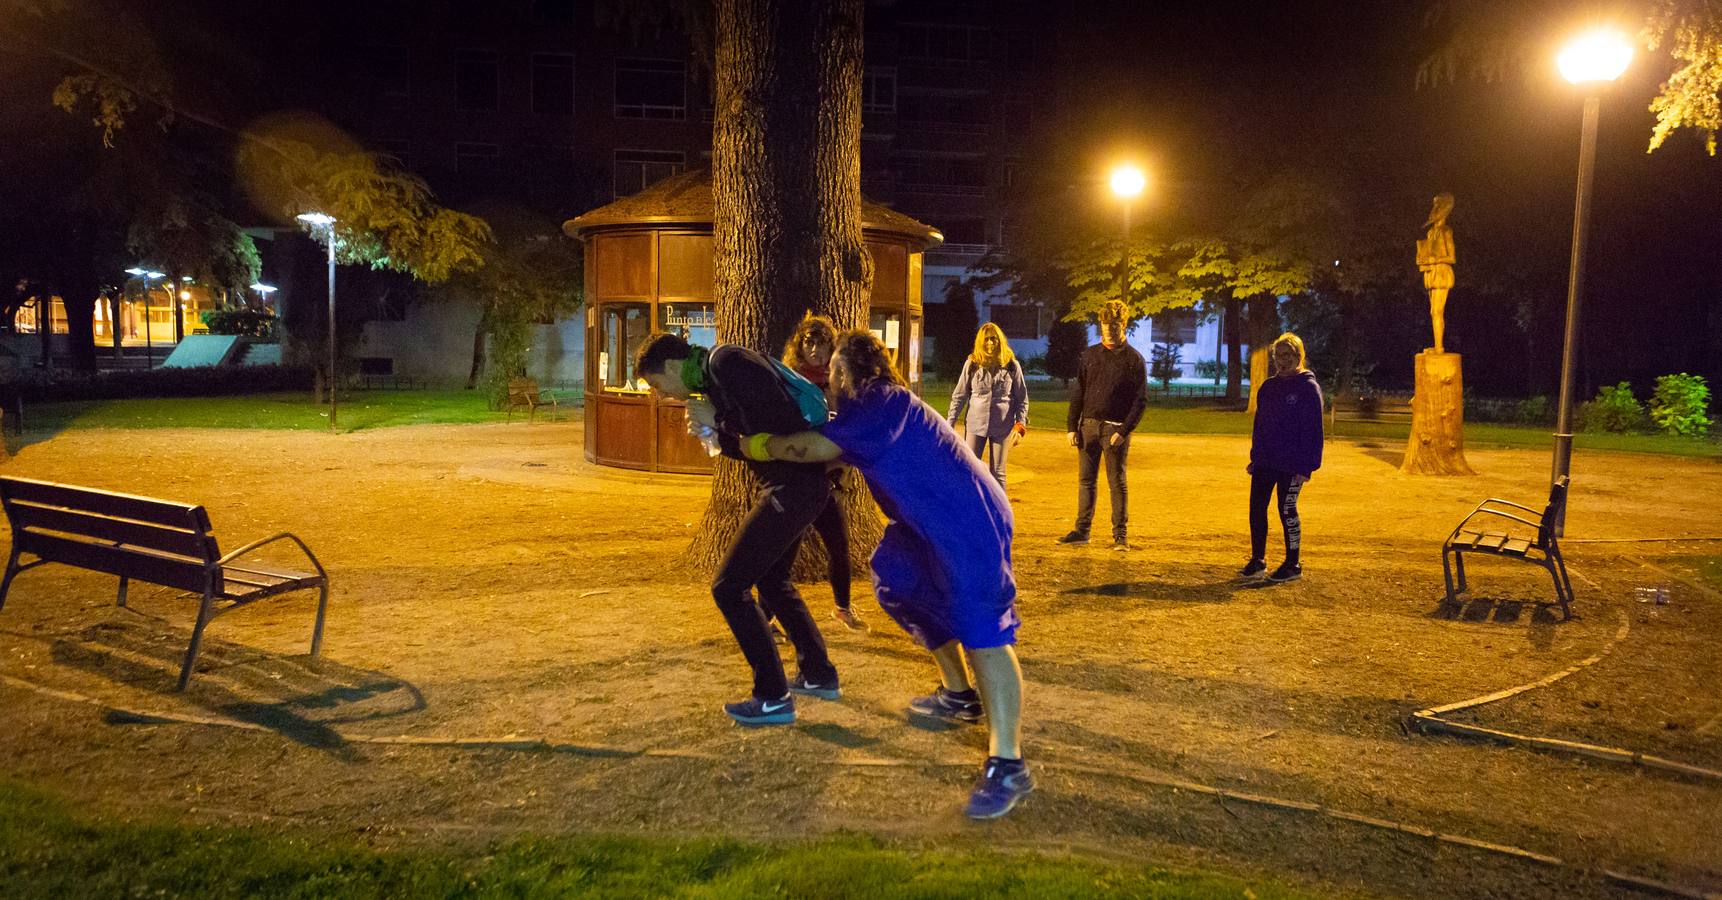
{"left": 1111, "top": 536, "right": 1130, "bottom": 552}
{"left": 1267, "top": 562, "right": 1302, "bottom": 583}
{"left": 965, "top": 756, "right": 1034, "bottom": 819}
{"left": 1057, "top": 530, "right": 1090, "bottom": 545}
{"left": 788, "top": 672, "right": 840, "bottom": 701}
{"left": 724, "top": 694, "right": 795, "bottom": 726}
{"left": 769, "top": 620, "right": 788, "bottom": 645}
{"left": 908, "top": 686, "right": 983, "bottom": 723}
{"left": 1238, "top": 559, "right": 1267, "bottom": 578}
{"left": 833, "top": 607, "right": 869, "bottom": 632}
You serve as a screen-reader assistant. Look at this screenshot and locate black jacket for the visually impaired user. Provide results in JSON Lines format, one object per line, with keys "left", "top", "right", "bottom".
{"left": 1066, "top": 342, "right": 1149, "bottom": 433}
{"left": 702, "top": 344, "right": 823, "bottom": 484}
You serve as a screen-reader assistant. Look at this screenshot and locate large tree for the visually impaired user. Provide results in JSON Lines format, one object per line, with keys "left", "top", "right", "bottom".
{"left": 685, "top": 0, "right": 881, "bottom": 577}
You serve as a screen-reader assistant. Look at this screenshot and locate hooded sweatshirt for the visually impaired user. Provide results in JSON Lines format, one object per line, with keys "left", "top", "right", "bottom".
{"left": 1250, "top": 370, "right": 1324, "bottom": 477}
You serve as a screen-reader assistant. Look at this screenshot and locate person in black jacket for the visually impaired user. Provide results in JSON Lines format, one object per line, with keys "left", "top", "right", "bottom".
{"left": 636, "top": 334, "right": 840, "bottom": 726}
{"left": 1059, "top": 300, "right": 1148, "bottom": 551}
{"left": 1243, "top": 332, "right": 1324, "bottom": 583}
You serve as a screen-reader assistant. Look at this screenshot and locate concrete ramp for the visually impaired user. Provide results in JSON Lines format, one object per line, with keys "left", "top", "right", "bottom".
{"left": 161, "top": 335, "right": 242, "bottom": 368}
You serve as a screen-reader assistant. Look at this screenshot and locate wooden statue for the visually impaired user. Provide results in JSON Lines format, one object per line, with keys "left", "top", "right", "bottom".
{"left": 1415, "top": 193, "right": 1456, "bottom": 354}
{"left": 1403, "top": 192, "right": 1474, "bottom": 475}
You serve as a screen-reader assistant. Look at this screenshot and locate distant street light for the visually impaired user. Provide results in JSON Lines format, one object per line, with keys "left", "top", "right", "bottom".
{"left": 297, "top": 211, "right": 340, "bottom": 432}
{"left": 248, "top": 283, "right": 278, "bottom": 294}
{"left": 124, "top": 267, "right": 166, "bottom": 368}
{"left": 1109, "top": 164, "right": 1147, "bottom": 329}
{"left": 1550, "top": 28, "right": 1632, "bottom": 536}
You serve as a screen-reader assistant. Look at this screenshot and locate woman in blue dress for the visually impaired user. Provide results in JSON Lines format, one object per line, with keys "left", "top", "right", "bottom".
{"left": 739, "top": 329, "right": 1031, "bottom": 820}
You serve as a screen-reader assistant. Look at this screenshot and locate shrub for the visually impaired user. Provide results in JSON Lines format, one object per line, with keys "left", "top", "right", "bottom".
{"left": 1020, "top": 354, "right": 1048, "bottom": 376}
{"left": 1194, "top": 359, "right": 1222, "bottom": 379}
{"left": 1649, "top": 373, "right": 1711, "bottom": 437}
{"left": 1515, "top": 395, "right": 1551, "bottom": 426}
{"left": 2, "top": 364, "right": 314, "bottom": 403}
{"left": 1578, "top": 381, "right": 1646, "bottom": 433}
{"left": 1149, "top": 342, "right": 1182, "bottom": 388}
{"left": 200, "top": 309, "right": 277, "bottom": 338}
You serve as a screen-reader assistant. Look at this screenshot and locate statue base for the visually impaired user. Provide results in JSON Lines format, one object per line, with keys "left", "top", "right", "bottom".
{"left": 1401, "top": 351, "right": 1475, "bottom": 476}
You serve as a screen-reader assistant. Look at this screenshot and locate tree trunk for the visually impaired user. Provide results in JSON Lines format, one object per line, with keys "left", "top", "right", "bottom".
{"left": 1402, "top": 351, "right": 1475, "bottom": 475}
{"left": 466, "top": 304, "right": 490, "bottom": 391}
{"left": 688, "top": 0, "right": 879, "bottom": 580}
{"left": 1223, "top": 292, "right": 1242, "bottom": 400}
{"left": 60, "top": 276, "right": 100, "bottom": 372}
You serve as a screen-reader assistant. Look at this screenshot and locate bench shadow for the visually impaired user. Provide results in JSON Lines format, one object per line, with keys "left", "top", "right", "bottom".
{"left": 1428, "top": 595, "right": 1564, "bottom": 651}
{"left": 46, "top": 616, "right": 425, "bottom": 759}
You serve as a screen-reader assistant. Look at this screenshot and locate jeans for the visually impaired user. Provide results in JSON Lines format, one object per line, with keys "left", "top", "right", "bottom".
{"left": 1073, "top": 418, "right": 1130, "bottom": 539}
{"left": 968, "top": 433, "right": 1011, "bottom": 489}
{"left": 712, "top": 472, "right": 838, "bottom": 699}
{"left": 1249, "top": 468, "right": 1305, "bottom": 564}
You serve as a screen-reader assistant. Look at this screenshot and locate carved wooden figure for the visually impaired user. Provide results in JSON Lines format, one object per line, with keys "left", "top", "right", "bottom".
{"left": 1403, "top": 192, "right": 1474, "bottom": 475}
{"left": 1415, "top": 193, "right": 1456, "bottom": 354}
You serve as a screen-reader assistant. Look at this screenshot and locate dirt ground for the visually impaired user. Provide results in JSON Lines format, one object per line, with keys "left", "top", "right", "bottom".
{"left": 1, "top": 420, "right": 1718, "bottom": 898}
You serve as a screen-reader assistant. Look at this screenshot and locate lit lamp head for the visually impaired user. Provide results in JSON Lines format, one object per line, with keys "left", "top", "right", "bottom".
{"left": 1109, "top": 165, "right": 1146, "bottom": 199}
{"left": 249, "top": 283, "right": 278, "bottom": 295}
{"left": 296, "top": 211, "right": 336, "bottom": 227}
{"left": 1558, "top": 29, "right": 1633, "bottom": 85}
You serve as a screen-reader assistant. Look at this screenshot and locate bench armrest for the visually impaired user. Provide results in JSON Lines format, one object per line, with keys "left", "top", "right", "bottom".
{"left": 217, "top": 532, "right": 327, "bottom": 581}
{"left": 1452, "top": 507, "right": 1543, "bottom": 536}
{"left": 1479, "top": 498, "right": 1541, "bottom": 515}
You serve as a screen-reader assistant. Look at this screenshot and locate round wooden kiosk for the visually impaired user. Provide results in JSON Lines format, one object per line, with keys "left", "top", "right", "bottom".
{"left": 564, "top": 170, "right": 942, "bottom": 474}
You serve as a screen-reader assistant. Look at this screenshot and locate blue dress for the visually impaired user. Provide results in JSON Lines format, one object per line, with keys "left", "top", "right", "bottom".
{"left": 820, "top": 382, "right": 1020, "bottom": 649}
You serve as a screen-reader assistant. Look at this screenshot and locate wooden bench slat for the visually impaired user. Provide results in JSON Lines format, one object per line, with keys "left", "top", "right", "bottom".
{"left": 1475, "top": 532, "right": 1508, "bottom": 551}
{"left": 1501, "top": 538, "right": 1533, "bottom": 556}
{"left": 8, "top": 501, "right": 215, "bottom": 558}
{"left": 2, "top": 477, "right": 208, "bottom": 530}
{"left": 15, "top": 531, "right": 214, "bottom": 594}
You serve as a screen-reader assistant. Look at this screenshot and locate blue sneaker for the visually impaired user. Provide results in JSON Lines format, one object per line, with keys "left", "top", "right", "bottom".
{"left": 908, "top": 686, "right": 983, "bottom": 723}
{"left": 788, "top": 672, "right": 840, "bottom": 700}
{"left": 965, "top": 757, "right": 1033, "bottom": 819}
{"left": 724, "top": 694, "right": 795, "bottom": 726}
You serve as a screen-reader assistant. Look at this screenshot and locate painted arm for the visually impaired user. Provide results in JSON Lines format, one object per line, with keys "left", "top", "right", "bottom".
{"left": 764, "top": 431, "right": 844, "bottom": 463}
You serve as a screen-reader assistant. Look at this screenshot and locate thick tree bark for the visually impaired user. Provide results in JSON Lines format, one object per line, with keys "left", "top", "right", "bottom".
{"left": 59, "top": 276, "right": 100, "bottom": 372}
{"left": 688, "top": 0, "right": 880, "bottom": 580}
{"left": 1223, "top": 292, "right": 1242, "bottom": 401}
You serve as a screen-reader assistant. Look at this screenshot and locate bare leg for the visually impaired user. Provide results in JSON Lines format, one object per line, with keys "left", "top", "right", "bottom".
{"left": 1429, "top": 289, "right": 1448, "bottom": 354}
{"left": 965, "top": 645, "right": 1023, "bottom": 760}
{"left": 930, "top": 640, "right": 973, "bottom": 693}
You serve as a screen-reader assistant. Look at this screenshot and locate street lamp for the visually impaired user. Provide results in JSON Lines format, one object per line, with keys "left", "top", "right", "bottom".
{"left": 296, "top": 211, "right": 339, "bottom": 432}
{"left": 124, "top": 267, "right": 166, "bottom": 368}
{"left": 1109, "top": 164, "right": 1147, "bottom": 318}
{"left": 1550, "top": 28, "right": 1631, "bottom": 535}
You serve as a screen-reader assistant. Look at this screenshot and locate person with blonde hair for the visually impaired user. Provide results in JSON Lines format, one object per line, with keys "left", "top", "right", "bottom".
{"left": 1060, "top": 299, "right": 1147, "bottom": 551}
{"left": 947, "top": 322, "right": 1029, "bottom": 488}
{"left": 1243, "top": 332, "right": 1324, "bottom": 583}
{"left": 741, "top": 329, "right": 1032, "bottom": 820}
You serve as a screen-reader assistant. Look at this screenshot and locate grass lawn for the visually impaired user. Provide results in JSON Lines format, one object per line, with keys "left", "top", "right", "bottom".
{"left": 925, "top": 379, "right": 1722, "bottom": 459}
{"left": 0, "top": 780, "right": 1304, "bottom": 900}
{"left": 22, "top": 390, "right": 545, "bottom": 433}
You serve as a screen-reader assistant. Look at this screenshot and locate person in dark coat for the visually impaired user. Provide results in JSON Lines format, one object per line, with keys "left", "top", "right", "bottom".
{"left": 1243, "top": 332, "right": 1324, "bottom": 583}
{"left": 1059, "top": 300, "right": 1148, "bottom": 551}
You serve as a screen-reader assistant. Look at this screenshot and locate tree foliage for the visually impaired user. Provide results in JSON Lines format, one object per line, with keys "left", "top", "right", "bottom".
{"left": 1421, "top": 0, "right": 1722, "bottom": 155}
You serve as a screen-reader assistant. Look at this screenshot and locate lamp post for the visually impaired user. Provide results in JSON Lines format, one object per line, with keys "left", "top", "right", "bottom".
{"left": 124, "top": 267, "right": 166, "bottom": 368}
{"left": 1109, "top": 164, "right": 1146, "bottom": 314}
{"left": 296, "top": 212, "right": 339, "bottom": 432}
{"left": 1551, "top": 29, "right": 1632, "bottom": 535}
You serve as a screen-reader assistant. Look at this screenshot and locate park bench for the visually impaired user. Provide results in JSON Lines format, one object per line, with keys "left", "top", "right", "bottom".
{"left": 1441, "top": 476, "right": 1573, "bottom": 619}
{"left": 505, "top": 378, "right": 561, "bottom": 420}
{"left": 0, "top": 476, "right": 330, "bottom": 690}
{"left": 1327, "top": 391, "right": 1413, "bottom": 437}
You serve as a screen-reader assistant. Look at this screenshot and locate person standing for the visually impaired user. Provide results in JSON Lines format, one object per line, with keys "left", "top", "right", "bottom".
{"left": 1242, "top": 332, "right": 1324, "bottom": 583}
{"left": 783, "top": 315, "right": 866, "bottom": 632}
{"left": 1059, "top": 300, "right": 1148, "bottom": 551}
{"left": 947, "top": 322, "right": 1029, "bottom": 489}
{"left": 635, "top": 334, "right": 840, "bottom": 726}
{"left": 745, "top": 330, "right": 1031, "bottom": 819}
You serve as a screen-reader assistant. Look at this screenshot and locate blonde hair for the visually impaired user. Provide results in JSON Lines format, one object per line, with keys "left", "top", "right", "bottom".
{"left": 783, "top": 314, "right": 838, "bottom": 370}
{"left": 1271, "top": 332, "right": 1307, "bottom": 373}
{"left": 969, "top": 322, "right": 1015, "bottom": 368}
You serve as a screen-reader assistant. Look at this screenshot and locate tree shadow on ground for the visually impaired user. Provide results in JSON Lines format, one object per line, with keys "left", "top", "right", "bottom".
{"left": 45, "top": 615, "right": 425, "bottom": 759}
{"left": 1060, "top": 575, "right": 1245, "bottom": 607}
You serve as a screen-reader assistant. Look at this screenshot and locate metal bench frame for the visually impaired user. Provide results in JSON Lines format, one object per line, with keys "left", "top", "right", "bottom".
{"left": 0, "top": 476, "right": 329, "bottom": 690}
{"left": 505, "top": 378, "right": 560, "bottom": 420}
{"left": 1441, "top": 476, "right": 1573, "bottom": 618}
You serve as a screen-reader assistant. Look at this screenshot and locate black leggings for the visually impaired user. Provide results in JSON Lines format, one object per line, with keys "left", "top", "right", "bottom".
{"left": 1249, "top": 469, "right": 1304, "bottom": 564}
{"left": 810, "top": 491, "right": 852, "bottom": 609}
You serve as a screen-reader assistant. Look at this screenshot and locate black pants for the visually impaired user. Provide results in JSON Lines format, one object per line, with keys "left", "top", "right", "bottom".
{"left": 712, "top": 473, "right": 838, "bottom": 700}
{"left": 809, "top": 491, "right": 852, "bottom": 610}
{"left": 1074, "top": 418, "right": 1130, "bottom": 539}
{"left": 1249, "top": 468, "right": 1305, "bottom": 564}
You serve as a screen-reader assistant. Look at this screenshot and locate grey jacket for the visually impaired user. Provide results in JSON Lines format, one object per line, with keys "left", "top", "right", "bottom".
{"left": 948, "top": 358, "right": 1029, "bottom": 439}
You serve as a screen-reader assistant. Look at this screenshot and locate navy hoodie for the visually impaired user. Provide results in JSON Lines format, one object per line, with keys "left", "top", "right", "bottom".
{"left": 1251, "top": 370, "right": 1324, "bottom": 477}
